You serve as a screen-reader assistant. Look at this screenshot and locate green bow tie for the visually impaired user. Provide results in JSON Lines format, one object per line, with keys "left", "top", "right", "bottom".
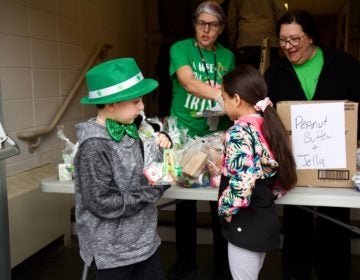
{"left": 106, "top": 119, "right": 139, "bottom": 142}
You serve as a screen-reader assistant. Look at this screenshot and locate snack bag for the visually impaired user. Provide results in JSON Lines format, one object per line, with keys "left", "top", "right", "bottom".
{"left": 139, "top": 112, "right": 175, "bottom": 185}
{"left": 177, "top": 172, "right": 210, "bottom": 188}
{"left": 163, "top": 116, "right": 188, "bottom": 150}
{"left": 204, "top": 132, "right": 225, "bottom": 187}
{"left": 162, "top": 116, "right": 189, "bottom": 179}
{"left": 57, "top": 125, "right": 78, "bottom": 180}
{"left": 138, "top": 112, "right": 163, "bottom": 167}
{"left": 143, "top": 162, "right": 164, "bottom": 185}
{"left": 177, "top": 136, "right": 209, "bottom": 188}
{"left": 177, "top": 132, "right": 225, "bottom": 188}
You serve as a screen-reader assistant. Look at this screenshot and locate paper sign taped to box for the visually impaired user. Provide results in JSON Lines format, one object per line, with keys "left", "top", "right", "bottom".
{"left": 277, "top": 100, "right": 358, "bottom": 188}
{"left": 290, "top": 102, "right": 346, "bottom": 169}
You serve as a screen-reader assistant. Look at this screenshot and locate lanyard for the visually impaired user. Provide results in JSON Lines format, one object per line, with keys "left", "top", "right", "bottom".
{"left": 196, "top": 44, "right": 217, "bottom": 87}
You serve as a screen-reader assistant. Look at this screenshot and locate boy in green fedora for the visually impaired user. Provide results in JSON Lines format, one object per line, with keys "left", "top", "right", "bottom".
{"left": 74, "top": 57, "right": 172, "bottom": 280}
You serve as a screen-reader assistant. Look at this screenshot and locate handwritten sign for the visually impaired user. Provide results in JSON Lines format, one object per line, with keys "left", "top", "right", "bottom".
{"left": 290, "top": 102, "right": 346, "bottom": 169}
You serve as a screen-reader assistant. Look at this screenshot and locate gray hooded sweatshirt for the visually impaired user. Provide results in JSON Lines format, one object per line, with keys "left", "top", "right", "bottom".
{"left": 74, "top": 118, "right": 169, "bottom": 269}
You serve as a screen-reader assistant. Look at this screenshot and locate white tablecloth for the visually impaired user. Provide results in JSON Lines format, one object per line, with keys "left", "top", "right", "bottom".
{"left": 40, "top": 176, "right": 360, "bottom": 208}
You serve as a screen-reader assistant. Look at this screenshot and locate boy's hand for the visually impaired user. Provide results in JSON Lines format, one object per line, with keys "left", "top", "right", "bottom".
{"left": 155, "top": 132, "right": 172, "bottom": 149}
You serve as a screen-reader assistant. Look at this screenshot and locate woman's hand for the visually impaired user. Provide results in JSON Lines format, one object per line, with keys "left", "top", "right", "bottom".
{"left": 224, "top": 216, "right": 232, "bottom": 223}
{"left": 156, "top": 132, "right": 172, "bottom": 149}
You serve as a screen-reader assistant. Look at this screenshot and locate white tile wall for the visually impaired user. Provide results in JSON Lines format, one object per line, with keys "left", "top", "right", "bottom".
{"left": 29, "top": 0, "right": 57, "bottom": 13}
{"left": 0, "top": 34, "right": 31, "bottom": 67}
{"left": 29, "top": 9, "right": 57, "bottom": 40}
{"left": 59, "top": 44, "right": 82, "bottom": 70}
{"left": 58, "top": 18, "right": 81, "bottom": 44}
{"left": 0, "top": 0, "right": 146, "bottom": 175}
{"left": 79, "top": 0, "right": 99, "bottom": 26}
{"left": 12, "top": 0, "right": 27, "bottom": 5}
{"left": 3, "top": 99, "right": 34, "bottom": 130}
{"left": 34, "top": 97, "right": 60, "bottom": 126}
{"left": 97, "top": 6, "right": 118, "bottom": 30}
{"left": 58, "top": 0, "right": 79, "bottom": 20}
{"left": 31, "top": 39, "right": 59, "bottom": 69}
{"left": 61, "top": 95, "right": 83, "bottom": 122}
{"left": 36, "top": 129, "right": 61, "bottom": 154}
{"left": 0, "top": 1, "right": 29, "bottom": 36}
{"left": 81, "top": 24, "right": 101, "bottom": 48}
{"left": 59, "top": 69, "right": 82, "bottom": 96}
{"left": 98, "top": 29, "right": 118, "bottom": 48}
{"left": 0, "top": 69, "right": 32, "bottom": 100}
{"left": 33, "top": 69, "right": 59, "bottom": 98}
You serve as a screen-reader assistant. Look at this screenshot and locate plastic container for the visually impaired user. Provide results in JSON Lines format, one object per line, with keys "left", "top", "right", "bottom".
{"left": 178, "top": 173, "right": 210, "bottom": 188}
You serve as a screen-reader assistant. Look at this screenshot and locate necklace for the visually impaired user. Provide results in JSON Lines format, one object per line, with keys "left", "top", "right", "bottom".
{"left": 196, "top": 42, "right": 217, "bottom": 87}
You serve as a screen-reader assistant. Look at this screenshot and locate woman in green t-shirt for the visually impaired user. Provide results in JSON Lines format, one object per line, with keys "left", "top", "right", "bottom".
{"left": 167, "top": 1, "right": 235, "bottom": 280}
{"left": 170, "top": 3, "right": 235, "bottom": 137}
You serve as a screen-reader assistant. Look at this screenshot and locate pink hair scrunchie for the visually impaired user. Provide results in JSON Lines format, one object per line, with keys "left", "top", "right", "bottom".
{"left": 254, "top": 97, "right": 273, "bottom": 112}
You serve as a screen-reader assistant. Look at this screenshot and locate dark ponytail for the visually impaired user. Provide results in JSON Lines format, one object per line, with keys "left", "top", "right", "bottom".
{"left": 222, "top": 65, "right": 297, "bottom": 190}
{"left": 262, "top": 106, "right": 297, "bottom": 190}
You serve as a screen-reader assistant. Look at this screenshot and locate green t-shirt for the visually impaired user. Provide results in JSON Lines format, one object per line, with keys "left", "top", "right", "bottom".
{"left": 170, "top": 38, "right": 235, "bottom": 137}
{"left": 293, "top": 47, "right": 324, "bottom": 100}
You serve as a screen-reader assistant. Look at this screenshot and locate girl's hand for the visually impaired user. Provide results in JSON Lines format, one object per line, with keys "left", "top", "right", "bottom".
{"left": 156, "top": 132, "right": 172, "bottom": 149}
{"left": 224, "top": 216, "right": 232, "bottom": 223}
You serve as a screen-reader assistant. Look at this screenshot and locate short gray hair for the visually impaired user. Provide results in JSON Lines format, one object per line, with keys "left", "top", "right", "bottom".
{"left": 193, "top": 1, "right": 226, "bottom": 23}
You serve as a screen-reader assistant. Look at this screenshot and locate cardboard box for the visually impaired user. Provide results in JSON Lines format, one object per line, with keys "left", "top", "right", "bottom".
{"left": 277, "top": 100, "right": 358, "bottom": 188}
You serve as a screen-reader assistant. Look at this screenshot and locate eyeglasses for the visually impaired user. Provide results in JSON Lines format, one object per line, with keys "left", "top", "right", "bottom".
{"left": 279, "top": 34, "right": 306, "bottom": 47}
{"left": 195, "top": 20, "right": 222, "bottom": 30}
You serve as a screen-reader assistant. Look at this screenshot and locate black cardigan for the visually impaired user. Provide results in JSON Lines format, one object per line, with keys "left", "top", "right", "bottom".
{"left": 265, "top": 47, "right": 360, "bottom": 138}
{"left": 218, "top": 176, "right": 279, "bottom": 252}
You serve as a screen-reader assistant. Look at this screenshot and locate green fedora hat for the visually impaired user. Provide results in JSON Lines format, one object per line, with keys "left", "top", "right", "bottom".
{"left": 81, "top": 57, "right": 158, "bottom": 104}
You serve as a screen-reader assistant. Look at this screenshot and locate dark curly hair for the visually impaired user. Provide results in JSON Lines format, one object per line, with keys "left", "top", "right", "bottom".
{"left": 277, "top": 9, "right": 322, "bottom": 47}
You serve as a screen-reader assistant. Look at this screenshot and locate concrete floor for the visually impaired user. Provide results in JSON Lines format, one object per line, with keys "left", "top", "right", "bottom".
{"left": 10, "top": 206, "right": 360, "bottom": 280}
{"left": 10, "top": 235, "right": 360, "bottom": 280}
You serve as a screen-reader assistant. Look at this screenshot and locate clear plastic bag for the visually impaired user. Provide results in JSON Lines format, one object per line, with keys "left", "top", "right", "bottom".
{"left": 57, "top": 125, "right": 78, "bottom": 180}
{"left": 139, "top": 112, "right": 175, "bottom": 185}
{"left": 138, "top": 113, "right": 163, "bottom": 167}
{"left": 163, "top": 116, "right": 188, "bottom": 150}
{"left": 176, "top": 132, "right": 225, "bottom": 188}
{"left": 204, "top": 132, "right": 225, "bottom": 188}
{"left": 175, "top": 136, "right": 208, "bottom": 188}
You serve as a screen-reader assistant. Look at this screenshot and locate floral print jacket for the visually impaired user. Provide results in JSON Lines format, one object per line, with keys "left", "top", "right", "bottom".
{"left": 218, "top": 114, "right": 286, "bottom": 217}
